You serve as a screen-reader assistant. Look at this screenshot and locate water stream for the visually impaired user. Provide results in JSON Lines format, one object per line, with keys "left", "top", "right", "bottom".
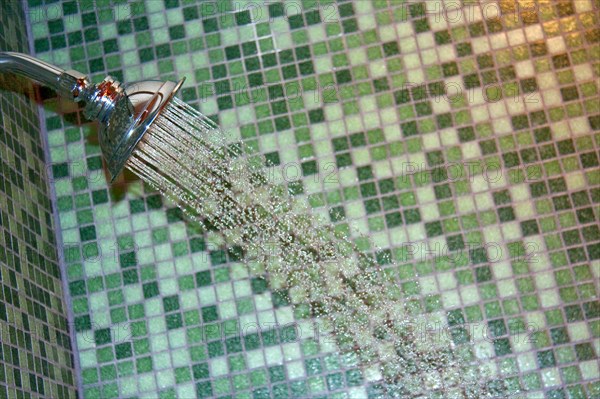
{"left": 126, "top": 97, "right": 495, "bottom": 398}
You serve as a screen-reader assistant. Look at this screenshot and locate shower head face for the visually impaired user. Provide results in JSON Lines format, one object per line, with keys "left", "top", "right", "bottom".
{"left": 98, "top": 78, "right": 185, "bottom": 181}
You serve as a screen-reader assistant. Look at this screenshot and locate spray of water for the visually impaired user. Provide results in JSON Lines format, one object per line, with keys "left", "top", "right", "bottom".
{"left": 127, "top": 98, "right": 495, "bottom": 397}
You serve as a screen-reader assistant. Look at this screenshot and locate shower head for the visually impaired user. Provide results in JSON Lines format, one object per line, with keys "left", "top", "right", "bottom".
{"left": 0, "top": 52, "right": 184, "bottom": 181}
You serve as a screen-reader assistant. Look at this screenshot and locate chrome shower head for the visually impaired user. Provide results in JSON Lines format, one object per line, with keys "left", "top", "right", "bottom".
{"left": 87, "top": 77, "right": 184, "bottom": 180}
{"left": 0, "top": 51, "right": 183, "bottom": 181}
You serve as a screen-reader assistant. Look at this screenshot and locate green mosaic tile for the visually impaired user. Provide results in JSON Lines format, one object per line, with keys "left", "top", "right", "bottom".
{"left": 0, "top": 1, "right": 78, "bottom": 397}
{"left": 10, "top": 0, "right": 600, "bottom": 398}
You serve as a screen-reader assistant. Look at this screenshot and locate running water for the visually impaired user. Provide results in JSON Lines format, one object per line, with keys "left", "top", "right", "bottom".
{"left": 127, "top": 98, "right": 494, "bottom": 398}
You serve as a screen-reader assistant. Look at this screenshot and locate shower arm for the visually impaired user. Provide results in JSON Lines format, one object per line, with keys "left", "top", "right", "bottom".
{"left": 0, "top": 51, "right": 131, "bottom": 124}
{"left": 0, "top": 51, "right": 89, "bottom": 101}
{"left": 0, "top": 51, "right": 184, "bottom": 181}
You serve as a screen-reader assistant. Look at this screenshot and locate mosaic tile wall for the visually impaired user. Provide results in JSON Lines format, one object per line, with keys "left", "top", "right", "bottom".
{"left": 22, "top": 0, "right": 600, "bottom": 398}
{"left": 0, "top": 1, "right": 78, "bottom": 398}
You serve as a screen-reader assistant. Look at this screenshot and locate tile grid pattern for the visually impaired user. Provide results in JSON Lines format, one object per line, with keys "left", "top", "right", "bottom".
{"left": 0, "top": 1, "right": 78, "bottom": 398}
{"left": 24, "top": 0, "right": 600, "bottom": 398}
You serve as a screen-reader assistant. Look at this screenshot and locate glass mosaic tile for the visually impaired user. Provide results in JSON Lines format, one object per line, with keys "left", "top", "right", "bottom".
{"left": 0, "top": 1, "right": 78, "bottom": 397}
{"left": 2, "top": 0, "right": 600, "bottom": 398}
